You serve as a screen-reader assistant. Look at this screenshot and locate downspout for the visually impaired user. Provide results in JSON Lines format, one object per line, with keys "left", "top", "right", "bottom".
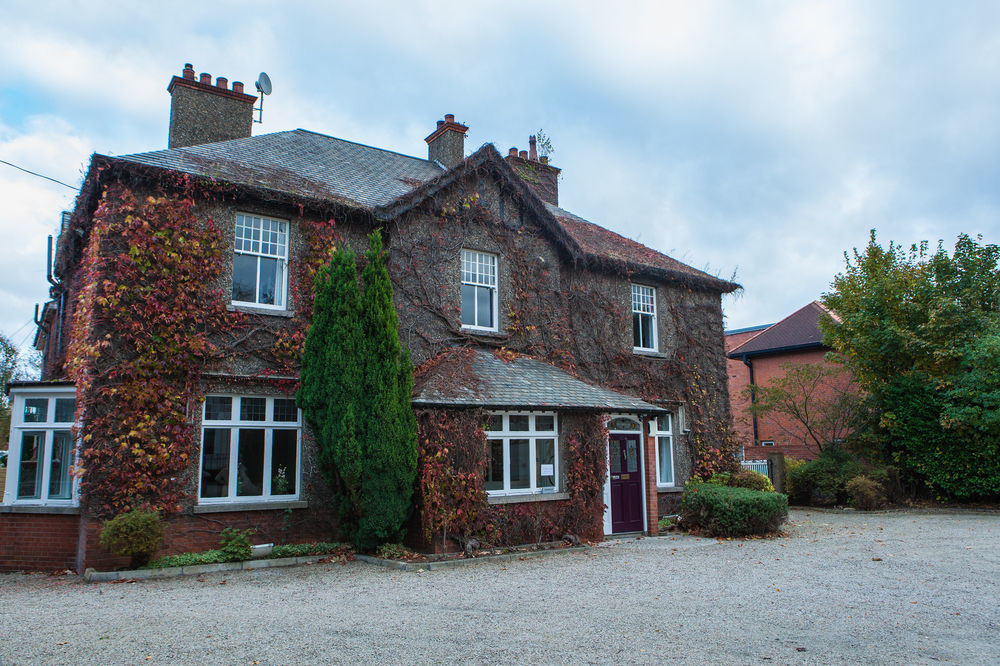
{"left": 742, "top": 354, "right": 759, "bottom": 445}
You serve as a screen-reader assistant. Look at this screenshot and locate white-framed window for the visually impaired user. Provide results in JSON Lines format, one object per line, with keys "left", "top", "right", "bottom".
{"left": 760, "top": 440, "right": 775, "bottom": 447}
{"left": 199, "top": 395, "right": 301, "bottom": 503}
{"left": 2, "top": 387, "right": 78, "bottom": 506}
{"left": 232, "top": 213, "right": 288, "bottom": 309}
{"left": 653, "top": 413, "right": 675, "bottom": 487}
{"left": 632, "top": 283, "right": 657, "bottom": 351}
{"left": 484, "top": 412, "right": 558, "bottom": 495}
{"left": 461, "top": 249, "right": 498, "bottom": 331}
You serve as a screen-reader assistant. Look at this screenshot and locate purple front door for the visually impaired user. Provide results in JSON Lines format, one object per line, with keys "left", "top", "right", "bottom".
{"left": 609, "top": 434, "right": 644, "bottom": 533}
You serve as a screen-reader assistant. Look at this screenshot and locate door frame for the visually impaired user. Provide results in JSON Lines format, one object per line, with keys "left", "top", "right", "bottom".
{"left": 603, "top": 415, "right": 647, "bottom": 536}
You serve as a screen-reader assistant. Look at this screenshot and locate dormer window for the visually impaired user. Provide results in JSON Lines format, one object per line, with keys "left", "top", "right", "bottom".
{"left": 232, "top": 214, "right": 288, "bottom": 309}
{"left": 461, "top": 249, "right": 498, "bottom": 331}
{"left": 632, "top": 283, "right": 657, "bottom": 351}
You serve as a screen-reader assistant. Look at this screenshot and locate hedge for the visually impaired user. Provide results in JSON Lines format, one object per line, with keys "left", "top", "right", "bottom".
{"left": 680, "top": 484, "right": 788, "bottom": 537}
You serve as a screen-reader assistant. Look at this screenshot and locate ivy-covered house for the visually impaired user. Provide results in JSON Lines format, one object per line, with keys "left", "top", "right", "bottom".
{"left": 1, "top": 64, "right": 738, "bottom": 571}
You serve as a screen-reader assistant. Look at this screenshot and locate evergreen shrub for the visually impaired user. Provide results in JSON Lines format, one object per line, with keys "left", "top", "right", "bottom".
{"left": 786, "top": 446, "right": 862, "bottom": 505}
{"left": 846, "top": 475, "right": 886, "bottom": 510}
{"left": 218, "top": 527, "right": 254, "bottom": 562}
{"left": 679, "top": 484, "right": 788, "bottom": 537}
{"left": 99, "top": 510, "right": 165, "bottom": 568}
{"left": 727, "top": 468, "right": 775, "bottom": 492}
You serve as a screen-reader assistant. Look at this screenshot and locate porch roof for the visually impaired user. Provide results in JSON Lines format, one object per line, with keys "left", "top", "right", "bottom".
{"left": 412, "top": 349, "right": 665, "bottom": 414}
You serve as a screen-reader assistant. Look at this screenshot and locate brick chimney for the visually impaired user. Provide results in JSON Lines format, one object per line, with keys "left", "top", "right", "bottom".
{"left": 167, "top": 63, "right": 257, "bottom": 148}
{"left": 505, "top": 134, "right": 561, "bottom": 206}
{"left": 425, "top": 114, "right": 469, "bottom": 168}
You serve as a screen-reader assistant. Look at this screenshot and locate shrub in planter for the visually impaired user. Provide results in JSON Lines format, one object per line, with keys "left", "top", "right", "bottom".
{"left": 219, "top": 527, "right": 254, "bottom": 562}
{"left": 846, "top": 475, "right": 886, "bottom": 510}
{"left": 679, "top": 484, "right": 788, "bottom": 537}
{"left": 99, "top": 510, "right": 165, "bottom": 568}
{"left": 727, "top": 468, "right": 775, "bottom": 493}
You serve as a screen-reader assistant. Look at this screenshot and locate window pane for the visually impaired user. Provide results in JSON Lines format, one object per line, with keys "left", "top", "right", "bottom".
{"left": 535, "top": 415, "right": 555, "bottom": 432}
{"left": 509, "top": 415, "right": 529, "bottom": 431}
{"left": 23, "top": 399, "right": 48, "bottom": 423}
{"left": 258, "top": 256, "right": 278, "bottom": 305}
{"left": 18, "top": 432, "right": 44, "bottom": 499}
{"left": 236, "top": 429, "right": 265, "bottom": 496}
{"left": 485, "top": 415, "right": 503, "bottom": 431}
{"left": 640, "top": 314, "right": 654, "bottom": 349}
{"left": 232, "top": 254, "right": 258, "bottom": 303}
{"left": 626, "top": 439, "right": 639, "bottom": 473}
{"left": 461, "top": 284, "right": 477, "bottom": 326}
{"left": 200, "top": 429, "right": 231, "bottom": 498}
{"left": 633, "top": 312, "right": 642, "bottom": 348}
{"left": 657, "top": 414, "right": 672, "bottom": 433}
{"left": 54, "top": 398, "right": 76, "bottom": 423}
{"left": 273, "top": 399, "right": 298, "bottom": 422}
{"left": 486, "top": 439, "right": 504, "bottom": 491}
{"left": 610, "top": 417, "right": 640, "bottom": 431}
{"left": 658, "top": 436, "right": 674, "bottom": 485}
{"left": 271, "top": 430, "right": 297, "bottom": 495}
{"left": 510, "top": 439, "right": 530, "bottom": 489}
{"left": 240, "top": 398, "right": 266, "bottom": 421}
{"left": 48, "top": 431, "right": 73, "bottom": 499}
{"left": 205, "top": 396, "right": 232, "bottom": 421}
{"left": 609, "top": 442, "right": 622, "bottom": 475}
{"left": 476, "top": 286, "right": 493, "bottom": 328}
{"left": 536, "top": 438, "right": 555, "bottom": 488}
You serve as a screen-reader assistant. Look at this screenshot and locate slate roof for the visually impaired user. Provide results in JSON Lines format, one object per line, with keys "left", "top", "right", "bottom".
{"left": 727, "top": 301, "right": 836, "bottom": 358}
{"left": 117, "top": 129, "right": 445, "bottom": 208}
{"left": 413, "top": 350, "right": 665, "bottom": 413}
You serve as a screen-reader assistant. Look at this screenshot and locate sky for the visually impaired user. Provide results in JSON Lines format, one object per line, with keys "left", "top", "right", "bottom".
{"left": 1, "top": 0, "right": 998, "bottom": 358}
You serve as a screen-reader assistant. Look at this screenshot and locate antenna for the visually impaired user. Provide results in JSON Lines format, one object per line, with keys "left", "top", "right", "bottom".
{"left": 254, "top": 72, "right": 272, "bottom": 124}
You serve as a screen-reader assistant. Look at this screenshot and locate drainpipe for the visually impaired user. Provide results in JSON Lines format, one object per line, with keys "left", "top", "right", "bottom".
{"left": 742, "top": 354, "right": 759, "bottom": 445}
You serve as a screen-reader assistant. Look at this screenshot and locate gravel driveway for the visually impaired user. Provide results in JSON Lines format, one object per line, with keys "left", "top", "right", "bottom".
{"left": 1, "top": 508, "right": 998, "bottom": 665}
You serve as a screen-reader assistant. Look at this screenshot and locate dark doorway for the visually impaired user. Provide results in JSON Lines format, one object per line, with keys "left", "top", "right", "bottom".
{"left": 609, "top": 433, "right": 644, "bottom": 533}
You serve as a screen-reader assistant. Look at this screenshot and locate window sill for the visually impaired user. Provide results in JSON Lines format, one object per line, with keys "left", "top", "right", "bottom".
{"left": 0, "top": 504, "right": 81, "bottom": 514}
{"left": 228, "top": 304, "right": 296, "bottom": 318}
{"left": 461, "top": 326, "right": 507, "bottom": 339}
{"left": 488, "top": 491, "right": 569, "bottom": 505}
{"left": 657, "top": 486, "right": 682, "bottom": 493}
{"left": 194, "top": 500, "right": 308, "bottom": 514}
{"left": 633, "top": 349, "right": 668, "bottom": 359}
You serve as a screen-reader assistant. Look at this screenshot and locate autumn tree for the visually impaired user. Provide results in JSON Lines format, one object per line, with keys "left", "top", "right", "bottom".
{"left": 822, "top": 231, "right": 1000, "bottom": 498}
{"left": 747, "top": 361, "right": 864, "bottom": 457}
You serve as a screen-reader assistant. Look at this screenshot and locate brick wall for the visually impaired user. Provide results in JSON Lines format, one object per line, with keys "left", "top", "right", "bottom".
{"left": 0, "top": 513, "right": 80, "bottom": 572}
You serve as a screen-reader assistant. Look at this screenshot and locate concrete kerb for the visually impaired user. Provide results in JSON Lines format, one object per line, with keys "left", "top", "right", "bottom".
{"left": 83, "top": 555, "right": 329, "bottom": 583}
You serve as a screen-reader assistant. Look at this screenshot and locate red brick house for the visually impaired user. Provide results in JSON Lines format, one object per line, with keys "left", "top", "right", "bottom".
{"left": 2, "top": 64, "right": 738, "bottom": 572}
{"left": 726, "top": 301, "right": 856, "bottom": 461}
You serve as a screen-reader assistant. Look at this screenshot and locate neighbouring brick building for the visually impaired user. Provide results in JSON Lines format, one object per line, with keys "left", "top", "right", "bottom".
{"left": 726, "top": 301, "right": 856, "bottom": 461}
{"left": 2, "top": 63, "right": 738, "bottom": 572}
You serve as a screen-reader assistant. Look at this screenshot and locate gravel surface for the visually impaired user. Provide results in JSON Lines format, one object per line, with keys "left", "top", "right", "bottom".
{"left": 1, "top": 508, "right": 998, "bottom": 665}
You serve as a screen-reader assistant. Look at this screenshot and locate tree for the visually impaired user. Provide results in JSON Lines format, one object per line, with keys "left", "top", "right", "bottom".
{"left": 747, "top": 361, "right": 864, "bottom": 456}
{"left": 298, "top": 231, "right": 418, "bottom": 550}
{"left": 822, "top": 231, "right": 1000, "bottom": 498}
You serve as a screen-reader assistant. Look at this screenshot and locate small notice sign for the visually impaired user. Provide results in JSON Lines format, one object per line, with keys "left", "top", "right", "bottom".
{"left": 540, "top": 464, "right": 554, "bottom": 476}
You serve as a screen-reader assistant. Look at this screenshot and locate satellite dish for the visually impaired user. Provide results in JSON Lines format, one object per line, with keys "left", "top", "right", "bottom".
{"left": 255, "top": 72, "right": 272, "bottom": 96}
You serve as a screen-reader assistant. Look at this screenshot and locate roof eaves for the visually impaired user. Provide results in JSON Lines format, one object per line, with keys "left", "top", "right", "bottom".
{"left": 726, "top": 340, "right": 827, "bottom": 360}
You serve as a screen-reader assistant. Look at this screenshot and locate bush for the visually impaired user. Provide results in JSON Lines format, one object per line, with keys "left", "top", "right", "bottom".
{"left": 786, "top": 447, "right": 862, "bottom": 505}
{"left": 679, "top": 484, "right": 788, "bottom": 537}
{"left": 728, "top": 468, "right": 775, "bottom": 493}
{"left": 218, "top": 527, "right": 254, "bottom": 562}
{"left": 147, "top": 550, "right": 227, "bottom": 569}
{"left": 270, "top": 542, "right": 349, "bottom": 558}
{"left": 99, "top": 510, "right": 165, "bottom": 568}
{"left": 784, "top": 457, "right": 807, "bottom": 498}
{"left": 846, "top": 476, "right": 886, "bottom": 510}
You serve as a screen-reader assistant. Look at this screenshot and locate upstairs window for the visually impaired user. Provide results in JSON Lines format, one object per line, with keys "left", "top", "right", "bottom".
{"left": 232, "top": 214, "right": 288, "bottom": 309}
{"left": 461, "top": 249, "right": 498, "bottom": 331}
{"left": 3, "top": 389, "right": 77, "bottom": 506}
{"left": 632, "top": 283, "right": 657, "bottom": 351}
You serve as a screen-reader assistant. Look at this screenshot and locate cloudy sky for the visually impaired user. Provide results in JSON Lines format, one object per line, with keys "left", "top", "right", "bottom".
{"left": 2, "top": 1, "right": 998, "bottom": 356}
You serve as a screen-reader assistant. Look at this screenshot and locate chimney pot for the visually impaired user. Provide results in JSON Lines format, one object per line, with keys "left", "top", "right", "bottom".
{"left": 444, "top": 114, "right": 455, "bottom": 123}
{"left": 528, "top": 135, "right": 538, "bottom": 161}
{"left": 232, "top": 81, "right": 244, "bottom": 94}
{"left": 508, "top": 147, "right": 518, "bottom": 157}
{"left": 437, "top": 120, "right": 445, "bottom": 128}
{"left": 540, "top": 155, "right": 549, "bottom": 165}
{"left": 183, "top": 63, "right": 195, "bottom": 80}
{"left": 199, "top": 72, "right": 211, "bottom": 84}
{"left": 216, "top": 76, "right": 228, "bottom": 90}
{"left": 519, "top": 150, "right": 528, "bottom": 159}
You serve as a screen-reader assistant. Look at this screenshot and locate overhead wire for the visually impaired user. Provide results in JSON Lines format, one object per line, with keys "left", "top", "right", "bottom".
{"left": 0, "top": 158, "right": 78, "bottom": 190}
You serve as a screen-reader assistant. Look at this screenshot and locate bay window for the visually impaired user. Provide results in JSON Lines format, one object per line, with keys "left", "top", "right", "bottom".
{"left": 2, "top": 387, "right": 77, "bottom": 506}
{"left": 484, "top": 412, "right": 558, "bottom": 495}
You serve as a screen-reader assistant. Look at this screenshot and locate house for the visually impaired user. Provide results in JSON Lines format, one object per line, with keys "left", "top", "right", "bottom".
{"left": 726, "top": 301, "right": 856, "bottom": 461}
{"left": 1, "top": 64, "right": 738, "bottom": 572}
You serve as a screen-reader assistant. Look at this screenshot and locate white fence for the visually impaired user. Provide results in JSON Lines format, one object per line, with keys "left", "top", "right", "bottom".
{"left": 741, "top": 459, "right": 770, "bottom": 478}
